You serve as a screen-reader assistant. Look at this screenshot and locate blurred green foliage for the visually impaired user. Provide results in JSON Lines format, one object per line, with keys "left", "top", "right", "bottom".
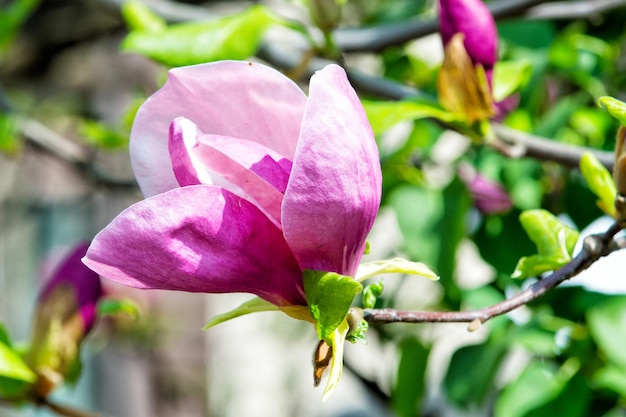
{"left": 2, "top": 0, "right": 626, "bottom": 416}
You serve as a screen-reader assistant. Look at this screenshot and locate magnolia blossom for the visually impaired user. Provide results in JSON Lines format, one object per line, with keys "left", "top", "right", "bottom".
{"left": 83, "top": 61, "right": 382, "bottom": 310}
{"left": 438, "top": 0, "right": 497, "bottom": 83}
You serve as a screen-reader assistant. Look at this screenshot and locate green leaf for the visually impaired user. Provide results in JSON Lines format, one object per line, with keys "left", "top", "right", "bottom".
{"left": 0, "top": 376, "right": 31, "bottom": 399}
{"left": 492, "top": 60, "right": 532, "bottom": 102}
{"left": 0, "top": 341, "right": 36, "bottom": 383}
{"left": 587, "top": 296, "right": 626, "bottom": 369}
{"left": 122, "top": 5, "right": 279, "bottom": 66}
{"left": 594, "top": 365, "right": 626, "bottom": 398}
{"left": 362, "top": 99, "right": 457, "bottom": 136}
{"left": 598, "top": 96, "right": 626, "bottom": 126}
{"left": 362, "top": 281, "right": 384, "bottom": 309}
{"left": 392, "top": 338, "right": 430, "bottom": 417}
{"left": 121, "top": 1, "right": 166, "bottom": 33}
{"left": 203, "top": 297, "right": 279, "bottom": 329}
{"left": 444, "top": 341, "right": 506, "bottom": 408}
{"left": 495, "top": 360, "right": 582, "bottom": 417}
{"left": 512, "top": 209, "right": 579, "bottom": 279}
{"left": 303, "top": 270, "right": 362, "bottom": 342}
{"left": 580, "top": 151, "right": 617, "bottom": 218}
{"left": 0, "top": 323, "right": 11, "bottom": 347}
{"left": 97, "top": 298, "right": 141, "bottom": 320}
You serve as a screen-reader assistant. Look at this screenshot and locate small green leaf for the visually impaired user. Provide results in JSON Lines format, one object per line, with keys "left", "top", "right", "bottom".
{"left": 492, "top": 60, "right": 532, "bottom": 102}
{"left": 303, "top": 270, "right": 362, "bottom": 342}
{"left": 587, "top": 296, "right": 626, "bottom": 369}
{"left": 122, "top": 5, "right": 279, "bottom": 66}
{"left": 0, "top": 112, "right": 21, "bottom": 154}
{"left": 512, "top": 209, "right": 579, "bottom": 279}
{"left": 598, "top": 96, "right": 626, "bottom": 126}
{"left": 97, "top": 298, "right": 141, "bottom": 320}
{"left": 356, "top": 257, "right": 438, "bottom": 282}
{"left": 80, "top": 120, "right": 129, "bottom": 149}
{"left": 362, "top": 281, "right": 384, "bottom": 309}
{"left": 203, "top": 297, "right": 279, "bottom": 329}
{"left": 121, "top": 1, "right": 166, "bottom": 33}
{"left": 580, "top": 151, "right": 617, "bottom": 218}
{"left": 0, "top": 341, "right": 36, "bottom": 383}
{"left": 362, "top": 99, "right": 458, "bottom": 136}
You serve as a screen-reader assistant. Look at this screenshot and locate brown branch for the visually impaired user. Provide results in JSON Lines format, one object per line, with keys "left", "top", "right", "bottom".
{"left": 363, "top": 221, "right": 624, "bottom": 327}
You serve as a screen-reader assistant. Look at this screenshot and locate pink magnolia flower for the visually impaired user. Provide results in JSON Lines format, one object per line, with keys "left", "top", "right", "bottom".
{"left": 439, "top": 0, "right": 498, "bottom": 84}
{"left": 83, "top": 61, "right": 382, "bottom": 309}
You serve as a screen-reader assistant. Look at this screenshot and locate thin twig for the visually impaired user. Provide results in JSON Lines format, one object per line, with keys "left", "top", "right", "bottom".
{"left": 363, "top": 222, "right": 624, "bottom": 326}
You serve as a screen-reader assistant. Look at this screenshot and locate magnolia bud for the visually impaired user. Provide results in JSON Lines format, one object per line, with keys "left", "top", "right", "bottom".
{"left": 439, "top": 0, "right": 498, "bottom": 82}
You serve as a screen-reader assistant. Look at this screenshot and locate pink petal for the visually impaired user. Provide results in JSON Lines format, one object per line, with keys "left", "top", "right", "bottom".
{"left": 83, "top": 186, "right": 306, "bottom": 307}
{"left": 168, "top": 118, "right": 207, "bottom": 186}
{"left": 191, "top": 129, "right": 292, "bottom": 224}
{"left": 282, "top": 65, "right": 382, "bottom": 277}
{"left": 130, "top": 61, "right": 307, "bottom": 197}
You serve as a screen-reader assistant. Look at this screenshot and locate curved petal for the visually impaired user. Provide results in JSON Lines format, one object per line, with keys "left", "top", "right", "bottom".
{"left": 130, "top": 61, "right": 307, "bottom": 197}
{"left": 83, "top": 186, "right": 306, "bottom": 307}
{"left": 168, "top": 118, "right": 209, "bottom": 186}
{"left": 282, "top": 65, "right": 382, "bottom": 277}
{"left": 192, "top": 130, "right": 292, "bottom": 224}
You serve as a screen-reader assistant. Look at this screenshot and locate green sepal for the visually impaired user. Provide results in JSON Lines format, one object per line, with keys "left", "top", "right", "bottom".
{"left": 0, "top": 340, "right": 36, "bottom": 383}
{"left": 322, "top": 319, "right": 349, "bottom": 401}
{"left": 580, "top": 151, "right": 617, "bottom": 218}
{"left": 492, "top": 60, "right": 532, "bottom": 102}
{"left": 203, "top": 297, "right": 279, "bottom": 330}
{"left": 122, "top": 5, "right": 279, "bottom": 66}
{"left": 362, "top": 281, "right": 384, "bottom": 309}
{"left": 513, "top": 209, "right": 579, "bottom": 279}
{"left": 303, "top": 270, "right": 362, "bottom": 342}
{"left": 97, "top": 298, "right": 141, "bottom": 320}
{"left": 597, "top": 96, "right": 626, "bottom": 126}
{"left": 356, "top": 257, "right": 439, "bottom": 282}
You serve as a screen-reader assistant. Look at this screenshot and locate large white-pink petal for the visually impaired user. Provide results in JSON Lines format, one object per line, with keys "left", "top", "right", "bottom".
{"left": 130, "top": 61, "right": 307, "bottom": 197}
{"left": 83, "top": 186, "right": 306, "bottom": 306}
{"left": 282, "top": 65, "right": 382, "bottom": 277}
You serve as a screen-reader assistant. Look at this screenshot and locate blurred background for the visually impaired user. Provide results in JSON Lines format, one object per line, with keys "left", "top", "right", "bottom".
{"left": 3, "top": 0, "right": 626, "bottom": 416}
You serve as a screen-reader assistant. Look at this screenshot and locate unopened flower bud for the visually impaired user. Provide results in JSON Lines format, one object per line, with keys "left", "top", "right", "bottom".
{"left": 439, "top": 0, "right": 498, "bottom": 83}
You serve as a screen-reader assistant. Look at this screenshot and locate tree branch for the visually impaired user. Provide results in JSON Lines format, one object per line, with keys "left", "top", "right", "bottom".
{"left": 363, "top": 222, "right": 624, "bottom": 327}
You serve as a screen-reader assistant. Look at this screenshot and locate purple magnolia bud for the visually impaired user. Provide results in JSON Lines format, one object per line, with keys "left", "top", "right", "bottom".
{"left": 460, "top": 166, "right": 512, "bottom": 214}
{"left": 439, "top": 0, "right": 498, "bottom": 81}
{"left": 40, "top": 243, "right": 103, "bottom": 332}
